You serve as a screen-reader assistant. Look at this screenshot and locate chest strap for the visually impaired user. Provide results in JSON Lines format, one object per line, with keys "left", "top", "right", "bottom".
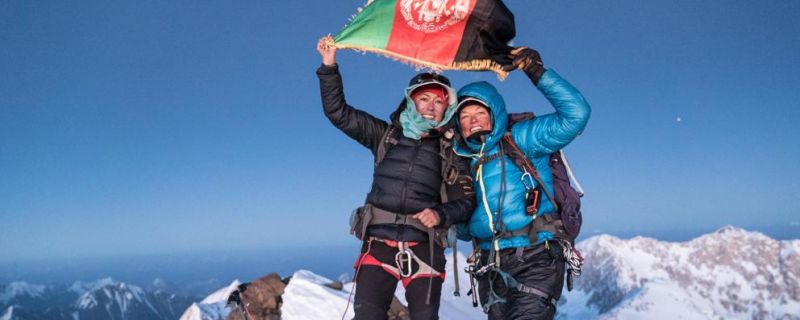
{"left": 478, "top": 213, "right": 569, "bottom": 247}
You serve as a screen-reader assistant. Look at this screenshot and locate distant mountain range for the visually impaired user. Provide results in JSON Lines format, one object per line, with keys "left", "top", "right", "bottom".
{"left": 559, "top": 226, "right": 799, "bottom": 319}
{"left": 4, "top": 226, "right": 798, "bottom": 319}
{"left": 182, "top": 226, "right": 799, "bottom": 320}
{"left": 0, "top": 278, "right": 197, "bottom": 320}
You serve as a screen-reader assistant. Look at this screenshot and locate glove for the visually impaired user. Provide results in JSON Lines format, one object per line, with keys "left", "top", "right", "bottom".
{"left": 511, "top": 47, "right": 545, "bottom": 85}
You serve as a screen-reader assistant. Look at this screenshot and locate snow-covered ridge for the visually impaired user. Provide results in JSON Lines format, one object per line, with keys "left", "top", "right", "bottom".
{"left": 561, "top": 226, "right": 800, "bottom": 319}
{"left": 0, "top": 281, "right": 47, "bottom": 304}
{"left": 1, "top": 277, "right": 196, "bottom": 320}
{"left": 69, "top": 277, "right": 117, "bottom": 295}
{"left": 74, "top": 277, "right": 153, "bottom": 315}
{"left": 180, "top": 279, "right": 242, "bottom": 320}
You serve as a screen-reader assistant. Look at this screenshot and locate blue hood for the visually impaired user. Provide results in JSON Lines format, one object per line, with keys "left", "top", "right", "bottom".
{"left": 454, "top": 82, "right": 508, "bottom": 153}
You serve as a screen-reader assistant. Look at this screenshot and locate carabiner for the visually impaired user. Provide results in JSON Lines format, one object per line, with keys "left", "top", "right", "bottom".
{"left": 394, "top": 242, "right": 414, "bottom": 278}
{"left": 520, "top": 171, "right": 535, "bottom": 190}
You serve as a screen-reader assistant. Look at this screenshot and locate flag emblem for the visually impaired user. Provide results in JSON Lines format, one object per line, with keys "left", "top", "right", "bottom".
{"left": 400, "top": 0, "right": 471, "bottom": 33}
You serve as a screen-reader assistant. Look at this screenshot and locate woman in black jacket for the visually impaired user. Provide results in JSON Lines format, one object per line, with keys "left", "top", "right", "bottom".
{"left": 316, "top": 36, "right": 475, "bottom": 320}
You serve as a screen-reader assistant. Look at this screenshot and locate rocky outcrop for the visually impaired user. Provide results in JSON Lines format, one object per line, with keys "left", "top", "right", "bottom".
{"left": 226, "top": 273, "right": 285, "bottom": 320}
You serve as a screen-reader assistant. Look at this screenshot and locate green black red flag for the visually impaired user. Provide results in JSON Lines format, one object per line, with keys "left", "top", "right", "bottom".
{"left": 331, "top": 0, "right": 516, "bottom": 79}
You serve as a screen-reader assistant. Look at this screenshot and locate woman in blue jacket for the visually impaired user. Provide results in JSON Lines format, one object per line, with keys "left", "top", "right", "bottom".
{"left": 454, "top": 48, "right": 591, "bottom": 320}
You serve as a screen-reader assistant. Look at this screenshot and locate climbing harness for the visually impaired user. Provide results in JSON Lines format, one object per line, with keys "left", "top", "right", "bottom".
{"left": 353, "top": 238, "right": 446, "bottom": 288}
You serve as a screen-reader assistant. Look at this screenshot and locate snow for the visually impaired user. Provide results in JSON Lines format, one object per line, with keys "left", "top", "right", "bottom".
{"left": 781, "top": 240, "right": 800, "bottom": 260}
{"left": 77, "top": 290, "right": 98, "bottom": 309}
{"left": 0, "top": 281, "right": 46, "bottom": 303}
{"left": 599, "top": 280, "right": 710, "bottom": 320}
{"left": 200, "top": 280, "right": 240, "bottom": 304}
{"left": 71, "top": 277, "right": 165, "bottom": 319}
{"left": 561, "top": 228, "right": 800, "bottom": 319}
{"left": 281, "top": 270, "right": 355, "bottom": 320}
{"left": 69, "top": 277, "right": 116, "bottom": 295}
{"left": 1, "top": 306, "right": 12, "bottom": 320}
{"left": 556, "top": 288, "right": 600, "bottom": 319}
{"left": 178, "top": 280, "right": 241, "bottom": 320}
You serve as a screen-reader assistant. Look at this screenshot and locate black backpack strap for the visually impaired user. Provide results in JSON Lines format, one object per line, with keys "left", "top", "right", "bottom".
{"left": 375, "top": 125, "right": 399, "bottom": 166}
{"left": 501, "top": 132, "right": 558, "bottom": 212}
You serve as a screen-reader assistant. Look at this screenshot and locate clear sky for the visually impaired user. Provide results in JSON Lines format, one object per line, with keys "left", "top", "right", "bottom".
{"left": 2, "top": 0, "right": 799, "bottom": 263}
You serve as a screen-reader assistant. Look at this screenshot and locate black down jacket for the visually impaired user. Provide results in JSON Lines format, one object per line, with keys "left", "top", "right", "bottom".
{"left": 317, "top": 64, "right": 475, "bottom": 242}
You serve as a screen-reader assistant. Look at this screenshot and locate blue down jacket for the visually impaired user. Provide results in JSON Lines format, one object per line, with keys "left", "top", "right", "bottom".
{"left": 454, "top": 70, "right": 591, "bottom": 250}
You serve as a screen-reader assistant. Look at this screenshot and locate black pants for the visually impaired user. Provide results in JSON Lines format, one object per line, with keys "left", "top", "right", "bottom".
{"left": 353, "top": 240, "right": 446, "bottom": 320}
{"left": 477, "top": 243, "right": 565, "bottom": 320}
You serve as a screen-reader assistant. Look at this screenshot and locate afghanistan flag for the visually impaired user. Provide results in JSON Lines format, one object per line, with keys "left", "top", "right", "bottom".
{"left": 331, "top": 0, "right": 516, "bottom": 79}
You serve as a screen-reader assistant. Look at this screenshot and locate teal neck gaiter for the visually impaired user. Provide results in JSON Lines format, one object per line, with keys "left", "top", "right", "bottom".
{"left": 400, "top": 98, "right": 458, "bottom": 140}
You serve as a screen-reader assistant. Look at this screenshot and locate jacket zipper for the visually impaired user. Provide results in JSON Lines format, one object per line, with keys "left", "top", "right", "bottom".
{"left": 399, "top": 139, "right": 422, "bottom": 215}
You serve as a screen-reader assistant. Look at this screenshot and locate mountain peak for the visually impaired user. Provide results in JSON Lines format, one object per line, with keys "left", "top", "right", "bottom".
{"left": 1, "top": 278, "right": 196, "bottom": 320}
{"left": 561, "top": 227, "right": 798, "bottom": 319}
{"left": 715, "top": 225, "right": 744, "bottom": 234}
{"left": 1, "top": 281, "right": 47, "bottom": 304}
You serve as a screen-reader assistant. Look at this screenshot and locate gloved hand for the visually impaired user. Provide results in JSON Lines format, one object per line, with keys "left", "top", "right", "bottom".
{"left": 510, "top": 47, "right": 545, "bottom": 85}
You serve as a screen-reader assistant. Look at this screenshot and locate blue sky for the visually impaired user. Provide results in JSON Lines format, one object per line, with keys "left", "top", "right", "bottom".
{"left": 1, "top": 0, "right": 799, "bottom": 263}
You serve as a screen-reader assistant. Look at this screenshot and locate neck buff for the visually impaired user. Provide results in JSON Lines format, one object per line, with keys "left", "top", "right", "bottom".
{"left": 399, "top": 96, "right": 458, "bottom": 140}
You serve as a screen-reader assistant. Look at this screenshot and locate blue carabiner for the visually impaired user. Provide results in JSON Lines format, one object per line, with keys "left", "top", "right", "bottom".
{"left": 520, "top": 171, "right": 535, "bottom": 190}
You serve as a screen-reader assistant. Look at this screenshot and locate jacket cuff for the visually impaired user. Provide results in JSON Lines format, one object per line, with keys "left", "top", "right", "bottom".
{"left": 535, "top": 69, "right": 558, "bottom": 91}
{"left": 316, "top": 63, "right": 339, "bottom": 75}
{"left": 525, "top": 66, "right": 545, "bottom": 86}
{"left": 433, "top": 207, "right": 450, "bottom": 228}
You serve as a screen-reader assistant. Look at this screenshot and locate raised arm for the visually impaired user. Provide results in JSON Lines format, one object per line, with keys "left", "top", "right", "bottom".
{"left": 316, "top": 36, "right": 388, "bottom": 153}
{"left": 507, "top": 48, "right": 591, "bottom": 156}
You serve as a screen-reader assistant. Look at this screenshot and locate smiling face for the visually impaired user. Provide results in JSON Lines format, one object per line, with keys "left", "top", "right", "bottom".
{"left": 458, "top": 103, "right": 492, "bottom": 137}
{"left": 412, "top": 90, "right": 448, "bottom": 122}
